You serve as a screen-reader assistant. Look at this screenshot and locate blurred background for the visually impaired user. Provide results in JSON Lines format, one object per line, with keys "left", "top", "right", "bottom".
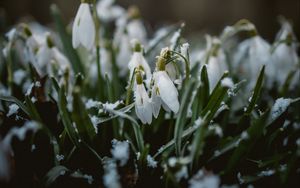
{"left": 0, "top": 0, "right": 299, "bottom": 41}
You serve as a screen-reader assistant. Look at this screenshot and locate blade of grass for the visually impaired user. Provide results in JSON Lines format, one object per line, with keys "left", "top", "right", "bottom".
{"left": 0, "top": 95, "right": 30, "bottom": 115}
{"left": 72, "top": 86, "right": 96, "bottom": 144}
{"left": 174, "top": 78, "right": 196, "bottom": 156}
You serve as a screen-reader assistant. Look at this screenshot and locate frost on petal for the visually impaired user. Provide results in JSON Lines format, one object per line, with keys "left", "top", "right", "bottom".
{"left": 156, "top": 71, "right": 179, "bottom": 113}
{"left": 79, "top": 3, "right": 95, "bottom": 50}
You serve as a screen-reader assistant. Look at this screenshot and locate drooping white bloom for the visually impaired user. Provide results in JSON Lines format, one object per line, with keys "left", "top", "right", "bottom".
{"left": 127, "top": 19, "right": 147, "bottom": 45}
{"left": 204, "top": 37, "right": 228, "bottom": 92}
{"left": 116, "top": 33, "right": 131, "bottom": 77}
{"left": 72, "top": 3, "right": 95, "bottom": 50}
{"left": 272, "top": 20, "right": 299, "bottom": 88}
{"left": 128, "top": 40, "right": 152, "bottom": 83}
{"left": 114, "top": 8, "right": 147, "bottom": 75}
{"left": 153, "top": 70, "right": 180, "bottom": 114}
{"left": 96, "top": 0, "right": 125, "bottom": 22}
{"left": 35, "top": 34, "right": 71, "bottom": 76}
{"left": 272, "top": 41, "right": 299, "bottom": 87}
{"left": 234, "top": 35, "right": 273, "bottom": 88}
{"left": 134, "top": 82, "right": 152, "bottom": 124}
{"left": 165, "top": 62, "right": 178, "bottom": 81}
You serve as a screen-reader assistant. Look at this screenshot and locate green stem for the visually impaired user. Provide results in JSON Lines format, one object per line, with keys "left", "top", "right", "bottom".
{"left": 125, "top": 69, "right": 136, "bottom": 105}
{"left": 92, "top": 3, "right": 104, "bottom": 100}
{"left": 170, "top": 51, "right": 190, "bottom": 80}
{"left": 7, "top": 48, "right": 13, "bottom": 94}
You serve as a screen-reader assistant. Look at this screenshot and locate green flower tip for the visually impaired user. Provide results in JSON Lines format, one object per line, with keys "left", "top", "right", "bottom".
{"left": 135, "top": 71, "right": 143, "bottom": 85}
{"left": 132, "top": 40, "right": 143, "bottom": 52}
{"left": 286, "top": 33, "right": 293, "bottom": 46}
{"left": 46, "top": 34, "right": 55, "bottom": 48}
{"left": 22, "top": 24, "right": 32, "bottom": 37}
{"left": 128, "top": 5, "right": 141, "bottom": 19}
{"left": 81, "top": 0, "right": 92, "bottom": 4}
{"left": 156, "top": 56, "right": 166, "bottom": 71}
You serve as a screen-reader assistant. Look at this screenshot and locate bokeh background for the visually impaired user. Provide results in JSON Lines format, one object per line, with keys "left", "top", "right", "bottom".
{"left": 0, "top": 0, "right": 299, "bottom": 41}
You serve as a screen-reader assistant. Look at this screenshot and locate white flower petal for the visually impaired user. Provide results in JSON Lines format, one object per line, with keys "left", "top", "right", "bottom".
{"left": 78, "top": 3, "right": 95, "bottom": 50}
{"left": 150, "top": 86, "right": 161, "bottom": 118}
{"left": 52, "top": 47, "right": 70, "bottom": 70}
{"left": 72, "top": 3, "right": 84, "bottom": 48}
{"left": 156, "top": 71, "right": 179, "bottom": 113}
{"left": 135, "top": 84, "right": 152, "bottom": 124}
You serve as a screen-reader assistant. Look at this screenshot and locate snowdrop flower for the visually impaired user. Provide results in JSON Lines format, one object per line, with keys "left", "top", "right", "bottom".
{"left": 72, "top": 2, "right": 95, "bottom": 50}
{"left": 275, "top": 17, "right": 298, "bottom": 46}
{"left": 272, "top": 33, "right": 299, "bottom": 88}
{"left": 204, "top": 37, "right": 228, "bottom": 92}
{"left": 96, "top": 0, "right": 125, "bottom": 22}
{"left": 234, "top": 30, "right": 273, "bottom": 88}
{"left": 21, "top": 25, "right": 40, "bottom": 64}
{"left": 114, "top": 7, "right": 147, "bottom": 76}
{"left": 126, "top": 6, "right": 147, "bottom": 44}
{"left": 128, "top": 40, "right": 152, "bottom": 84}
{"left": 134, "top": 71, "right": 152, "bottom": 124}
{"left": 152, "top": 52, "right": 180, "bottom": 115}
{"left": 36, "top": 34, "right": 70, "bottom": 75}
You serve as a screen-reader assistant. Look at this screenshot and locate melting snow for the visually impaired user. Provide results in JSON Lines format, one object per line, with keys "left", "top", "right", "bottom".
{"left": 111, "top": 139, "right": 129, "bottom": 166}
{"left": 189, "top": 169, "right": 220, "bottom": 188}
{"left": 7, "top": 104, "right": 19, "bottom": 117}
{"left": 147, "top": 155, "right": 158, "bottom": 168}
{"left": 221, "top": 78, "right": 234, "bottom": 88}
{"left": 271, "top": 98, "right": 291, "bottom": 120}
{"left": 103, "top": 160, "right": 121, "bottom": 188}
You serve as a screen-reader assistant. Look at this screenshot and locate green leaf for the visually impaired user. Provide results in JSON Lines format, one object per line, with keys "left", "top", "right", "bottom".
{"left": 225, "top": 110, "right": 270, "bottom": 173}
{"left": 58, "top": 87, "right": 79, "bottom": 147}
{"left": 72, "top": 86, "right": 96, "bottom": 144}
{"left": 200, "top": 72, "right": 230, "bottom": 121}
{"left": 0, "top": 95, "right": 30, "bottom": 115}
{"left": 244, "top": 65, "right": 265, "bottom": 115}
{"left": 105, "top": 107, "right": 144, "bottom": 152}
{"left": 50, "top": 4, "right": 84, "bottom": 74}
{"left": 174, "top": 78, "right": 196, "bottom": 156}
{"left": 43, "top": 165, "right": 69, "bottom": 187}
{"left": 25, "top": 96, "right": 42, "bottom": 122}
